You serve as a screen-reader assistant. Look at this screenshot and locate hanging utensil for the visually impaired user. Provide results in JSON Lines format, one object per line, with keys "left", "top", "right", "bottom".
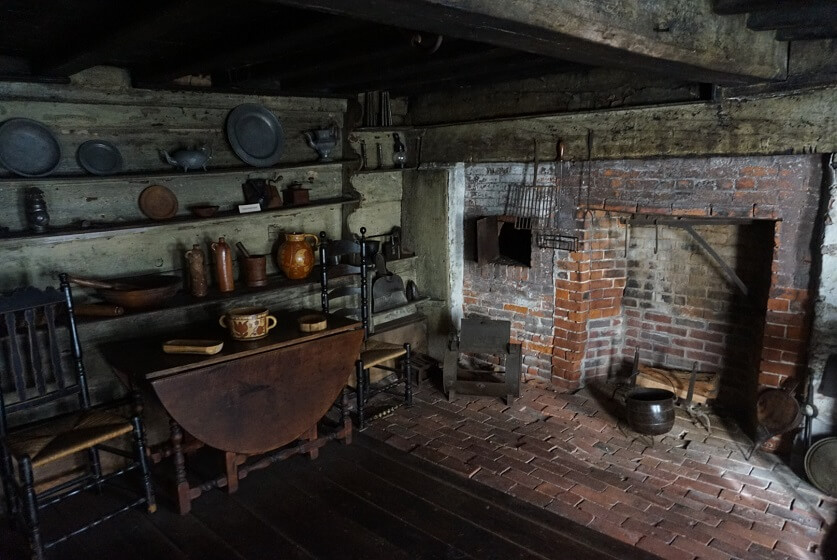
{"left": 585, "top": 129, "right": 594, "bottom": 216}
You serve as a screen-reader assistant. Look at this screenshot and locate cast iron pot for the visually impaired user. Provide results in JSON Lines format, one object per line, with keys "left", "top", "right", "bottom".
{"left": 625, "top": 388, "right": 675, "bottom": 435}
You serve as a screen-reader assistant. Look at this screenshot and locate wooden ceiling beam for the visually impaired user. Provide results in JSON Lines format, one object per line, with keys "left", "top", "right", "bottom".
{"left": 35, "top": 0, "right": 231, "bottom": 77}
{"left": 263, "top": 0, "right": 787, "bottom": 84}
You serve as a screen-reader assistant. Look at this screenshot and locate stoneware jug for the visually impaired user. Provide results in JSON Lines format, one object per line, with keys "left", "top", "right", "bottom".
{"left": 276, "top": 232, "right": 319, "bottom": 279}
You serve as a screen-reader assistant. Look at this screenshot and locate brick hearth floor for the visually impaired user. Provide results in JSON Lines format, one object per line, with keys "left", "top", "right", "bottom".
{"left": 361, "top": 380, "right": 835, "bottom": 560}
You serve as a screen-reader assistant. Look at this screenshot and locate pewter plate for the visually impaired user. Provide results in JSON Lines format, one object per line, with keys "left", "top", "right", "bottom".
{"left": 805, "top": 437, "right": 837, "bottom": 497}
{"left": 77, "top": 140, "right": 123, "bottom": 175}
{"left": 226, "top": 103, "right": 284, "bottom": 167}
{"left": 0, "top": 118, "right": 62, "bottom": 177}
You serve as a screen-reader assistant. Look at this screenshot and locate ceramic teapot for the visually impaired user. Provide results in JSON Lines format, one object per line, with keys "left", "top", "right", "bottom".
{"left": 276, "top": 232, "right": 319, "bottom": 279}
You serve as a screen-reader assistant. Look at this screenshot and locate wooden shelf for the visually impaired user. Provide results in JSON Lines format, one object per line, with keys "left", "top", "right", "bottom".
{"left": 0, "top": 159, "right": 355, "bottom": 186}
{"left": 77, "top": 272, "right": 321, "bottom": 325}
{"left": 351, "top": 127, "right": 416, "bottom": 133}
{"left": 78, "top": 258, "right": 421, "bottom": 325}
{"left": 351, "top": 166, "right": 416, "bottom": 175}
{"left": 0, "top": 196, "right": 359, "bottom": 246}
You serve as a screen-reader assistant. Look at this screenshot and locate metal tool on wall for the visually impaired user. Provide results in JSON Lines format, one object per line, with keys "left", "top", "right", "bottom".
{"left": 515, "top": 140, "right": 539, "bottom": 230}
{"left": 536, "top": 138, "right": 579, "bottom": 251}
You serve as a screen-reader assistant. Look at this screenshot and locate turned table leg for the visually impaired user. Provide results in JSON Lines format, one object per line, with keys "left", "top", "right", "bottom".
{"left": 224, "top": 452, "right": 240, "bottom": 494}
{"left": 170, "top": 420, "right": 192, "bottom": 515}
{"left": 305, "top": 424, "right": 319, "bottom": 460}
{"left": 340, "top": 386, "right": 352, "bottom": 445}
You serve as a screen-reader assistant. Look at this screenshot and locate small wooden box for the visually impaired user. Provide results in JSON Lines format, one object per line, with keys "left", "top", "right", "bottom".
{"left": 283, "top": 186, "right": 310, "bottom": 205}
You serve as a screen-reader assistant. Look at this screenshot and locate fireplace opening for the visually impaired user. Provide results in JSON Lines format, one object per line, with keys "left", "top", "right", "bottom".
{"left": 623, "top": 221, "right": 775, "bottom": 428}
{"left": 498, "top": 222, "right": 531, "bottom": 267}
{"left": 475, "top": 216, "right": 532, "bottom": 267}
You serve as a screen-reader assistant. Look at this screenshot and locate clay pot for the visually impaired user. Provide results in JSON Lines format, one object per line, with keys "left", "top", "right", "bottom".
{"left": 276, "top": 232, "right": 319, "bottom": 280}
{"left": 241, "top": 255, "right": 267, "bottom": 288}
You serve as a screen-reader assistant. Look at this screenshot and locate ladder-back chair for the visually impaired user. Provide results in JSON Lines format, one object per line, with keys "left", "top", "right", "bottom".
{"left": 319, "top": 228, "right": 412, "bottom": 430}
{"left": 0, "top": 273, "right": 155, "bottom": 560}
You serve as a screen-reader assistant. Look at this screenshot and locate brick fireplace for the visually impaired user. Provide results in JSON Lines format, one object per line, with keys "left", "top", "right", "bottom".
{"left": 463, "top": 155, "right": 822, "bottom": 434}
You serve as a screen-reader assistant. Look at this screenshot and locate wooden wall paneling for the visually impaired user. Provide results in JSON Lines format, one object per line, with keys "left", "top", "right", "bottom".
{"left": 346, "top": 170, "right": 403, "bottom": 237}
{"left": 0, "top": 100, "right": 344, "bottom": 176}
{"left": 418, "top": 86, "right": 837, "bottom": 162}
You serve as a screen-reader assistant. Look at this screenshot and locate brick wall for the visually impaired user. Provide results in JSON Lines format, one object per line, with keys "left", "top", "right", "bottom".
{"left": 463, "top": 155, "right": 822, "bottom": 408}
{"left": 463, "top": 165, "right": 555, "bottom": 379}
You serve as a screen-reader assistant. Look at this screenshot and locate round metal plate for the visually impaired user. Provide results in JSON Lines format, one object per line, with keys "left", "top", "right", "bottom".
{"left": 139, "top": 185, "right": 178, "bottom": 220}
{"left": 0, "top": 118, "right": 62, "bottom": 177}
{"left": 805, "top": 437, "right": 837, "bottom": 497}
{"left": 77, "top": 140, "right": 123, "bottom": 175}
{"left": 226, "top": 103, "right": 284, "bottom": 167}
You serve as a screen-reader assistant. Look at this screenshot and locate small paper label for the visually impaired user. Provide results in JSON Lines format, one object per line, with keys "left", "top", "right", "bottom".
{"left": 238, "top": 203, "right": 262, "bottom": 214}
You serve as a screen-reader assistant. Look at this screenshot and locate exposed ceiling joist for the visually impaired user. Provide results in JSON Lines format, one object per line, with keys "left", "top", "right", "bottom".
{"left": 746, "top": 3, "right": 837, "bottom": 32}
{"left": 712, "top": 0, "right": 792, "bottom": 15}
{"left": 36, "top": 0, "right": 229, "bottom": 77}
{"left": 133, "top": 16, "right": 365, "bottom": 84}
{"left": 262, "top": 0, "right": 788, "bottom": 84}
{"left": 776, "top": 25, "right": 837, "bottom": 42}
{"left": 325, "top": 48, "right": 575, "bottom": 94}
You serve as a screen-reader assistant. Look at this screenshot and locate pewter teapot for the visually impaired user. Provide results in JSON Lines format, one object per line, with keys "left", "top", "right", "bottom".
{"left": 303, "top": 126, "right": 338, "bottom": 162}
{"left": 160, "top": 145, "right": 212, "bottom": 172}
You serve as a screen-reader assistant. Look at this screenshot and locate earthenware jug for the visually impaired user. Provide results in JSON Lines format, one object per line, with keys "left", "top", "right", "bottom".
{"left": 185, "top": 243, "right": 208, "bottom": 297}
{"left": 211, "top": 236, "right": 235, "bottom": 293}
{"left": 276, "top": 232, "right": 319, "bottom": 279}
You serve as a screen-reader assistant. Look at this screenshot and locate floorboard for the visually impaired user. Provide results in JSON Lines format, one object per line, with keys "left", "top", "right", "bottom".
{"left": 0, "top": 434, "right": 658, "bottom": 560}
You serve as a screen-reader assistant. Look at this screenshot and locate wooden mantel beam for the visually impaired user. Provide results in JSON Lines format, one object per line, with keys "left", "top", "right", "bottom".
{"left": 417, "top": 86, "right": 836, "bottom": 163}
{"left": 264, "top": 0, "right": 787, "bottom": 84}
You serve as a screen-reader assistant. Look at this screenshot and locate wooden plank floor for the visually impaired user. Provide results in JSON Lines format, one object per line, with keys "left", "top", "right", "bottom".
{"left": 1, "top": 435, "right": 659, "bottom": 560}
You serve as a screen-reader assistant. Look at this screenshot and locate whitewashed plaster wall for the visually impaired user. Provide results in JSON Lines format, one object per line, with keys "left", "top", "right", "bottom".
{"left": 809, "top": 154, "right": 837, "bottom": 437}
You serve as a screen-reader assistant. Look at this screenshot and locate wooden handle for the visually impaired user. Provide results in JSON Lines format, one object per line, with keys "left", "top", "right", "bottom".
{"left": 236, "top": 242, "right": 251, "bottom": 258}
{"left": 67, "top": 275, "right": 119, "bottom": 290}
{"left": 74, "top": 303, "right": 125, "bottom": 317}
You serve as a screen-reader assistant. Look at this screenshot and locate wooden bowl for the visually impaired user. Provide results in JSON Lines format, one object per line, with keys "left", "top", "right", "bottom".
{"left": 189, "top": 205, "right": 220, "bottom": 218}
{"left": 297, "top": 313, "right": 327, "bottom": 332}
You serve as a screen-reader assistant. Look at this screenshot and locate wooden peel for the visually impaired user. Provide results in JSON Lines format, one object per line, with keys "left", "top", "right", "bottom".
{"left": 162, "top": 340, "right": 224, "bottom": 355}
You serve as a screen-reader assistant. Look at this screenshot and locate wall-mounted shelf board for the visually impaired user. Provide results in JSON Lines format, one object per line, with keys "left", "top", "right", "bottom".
{"left": 0, "top": 196, "right": 359, "bottom": 247}
{"left": 0, "top": 159, "right": 355, "bottom": 186}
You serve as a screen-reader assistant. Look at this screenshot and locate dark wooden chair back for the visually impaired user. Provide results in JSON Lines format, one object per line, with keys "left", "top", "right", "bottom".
{"left": 320, "top": 228, "right": 370, "bottom": 338}
{"left": 0, "top": 273, "right": 88, "bottom": 438}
